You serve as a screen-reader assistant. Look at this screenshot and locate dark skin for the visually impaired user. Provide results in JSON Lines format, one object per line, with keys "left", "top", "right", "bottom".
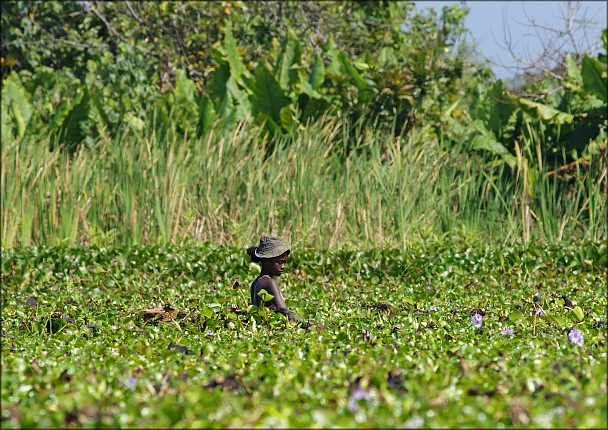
{"left": 252, "top": 252, "right": 323, "bottom": 328}
{"left": 253, "top": 253, "right": 289, "bottom": 309}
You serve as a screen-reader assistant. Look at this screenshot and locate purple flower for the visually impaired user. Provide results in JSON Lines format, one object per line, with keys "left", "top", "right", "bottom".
{"left": 405, "top": 415, "right": 424, "bottom": 428}
{"left": 348, "top": 387, "right": 372, "bottom": 412}
{"left": 426, "top": 285, "right": 433, "bottom": 291}
{"left": 500, "top": 326, "right": 514, "bottom": 337}
{"left": 123, "top": 376, "right": 137, "bottom": 389}
{"left": 472, "top": 313, "right": 483, "bottom": 328}
{"left": 361, "top": 329, "right": 372, "bottom": 341}
{"left": 206, "top": 330, "right": 214, "bottom": 337}
{"left": 536, "top": 308, "right": 545, "bottom": 316}
{"left": 428, "top": 306, "right": 437, "bottom": 312}
{"left": 568, "top": 328, "right": 583, "bottom": 346}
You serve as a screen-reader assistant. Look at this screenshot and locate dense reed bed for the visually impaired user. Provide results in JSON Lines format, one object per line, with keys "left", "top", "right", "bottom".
{"left": 2, "top": 118, "right": 606, "bottom": 249}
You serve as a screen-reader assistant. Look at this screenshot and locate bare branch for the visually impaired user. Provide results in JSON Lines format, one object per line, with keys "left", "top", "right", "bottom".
{"left": 495, "top": 0, "right": 604, "bottom": 87}
{"left": 90, "top": 1, "right": 156, "bottom": 56}
{"left": 2, "top": 39, "right": 109, "bottom": 50}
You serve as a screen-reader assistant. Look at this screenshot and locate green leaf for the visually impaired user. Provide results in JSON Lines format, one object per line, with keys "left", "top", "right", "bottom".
{"left": 198, "top": 94, "right": 217, "bottom": 137}
{"left": 258, "top": 289, "right": 274, "bottom": 302}
{"left": 566, "top": 54, "right": 583, "bottom": 85}
{"left": 216, "top": 91, "right": 237, "bottom": 133}
{"left": 309, "top": 55, "right": 326, "bottom": 91}
{"left": 297, "top": 80, "right": 322, "bottom": 99}
{"left": 549, "top": 314, "right": 565, "bottom": 327}
{"left": 1, "top": 72, "right": 36, "bottom": 140}
{"left": 509, "top": 310, "right": 525, "bottom": 322}
{"left": 275, "top": 29, "right": 302, "bottom": 91}
{"left": 61, "top": 87, "right": 91, "bottom": 149}
{"left": 469, "top": 81, "right": 519, "bottom": 142}
{"left": 571, "top": 306, "right": 584, "bottom": 322}
{"left": 338, "top": 51, "right": 368, "bottom": 92}
{"left": 50, "top": 89, "right": 84, "bottom": 130}
{"left": 323, "top": 35, "right": 342, "bottom": 75}
{"left": 517, "top": 98, "right": 574, "bottom": 125}
{"left": 582, "top": 55, "right": 607, "bottom": 102}
{"left": 207, "top": 51, "right": 231, "bottom": 110}
{"left": 226, "top": 76, "right": 251, "bottom": 121}
{"left": 124, "top": 112, "right": 144, "bottom": 132}
{"left": 249, "top": 66, "right": 292, "bottom": 127}
{"left": 172, "top": 69, "right": 199, "bottom": 135}
{"left": 222, "top": 21, "right": 252, "bottom": 89}
{"left": 470, "top": 125, "right": 517, "bottom": 169}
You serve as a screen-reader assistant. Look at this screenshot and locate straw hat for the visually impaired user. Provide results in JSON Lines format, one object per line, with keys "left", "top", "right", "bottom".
{"left": 254, "top": 235, "right": 290, "bottom": 259}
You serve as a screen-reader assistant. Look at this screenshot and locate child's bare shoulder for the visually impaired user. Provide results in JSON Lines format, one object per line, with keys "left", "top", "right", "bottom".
{"left": 256, "top": 275, "right": 277, "bottom": 288}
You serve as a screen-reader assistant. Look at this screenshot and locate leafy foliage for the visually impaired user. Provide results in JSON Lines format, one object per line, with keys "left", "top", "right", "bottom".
{"left": 1, "top": 241, "right": 606, "bottom": 427}
{"left": 2, "top": 0, "right": 486, "bottom": 145}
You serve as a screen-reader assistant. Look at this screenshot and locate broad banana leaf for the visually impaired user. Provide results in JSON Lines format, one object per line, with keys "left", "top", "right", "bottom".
{"left": 517, "top": 98, "right": 574, "bottom": 125}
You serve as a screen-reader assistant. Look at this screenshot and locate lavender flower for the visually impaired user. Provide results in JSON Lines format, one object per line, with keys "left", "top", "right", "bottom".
{"left": 348, "top": 387, "right": 372, "bottom": 412}
{"left": 536, "top": 308, "right": 545, "bottom": 316}
{"left": 405, "top": 415, "right": 425, "bottom": 428}
{"left": 472, "top": 313, "right": 483, "bottom": 328}
{"left": 429, "top": 306, "right": 437, "bottom": 313}
{"left": 361, "top": 329, "right": 372, "bottom": 342}
{"left": 426, "top": 285, "right": 433, "bottom": 291}
{"left": 568, "top": 328, "right": 583, "bottom": 346}
{"left": 123, "top": 376, "right": 137, "bottom": 389}
{"left": 500, "top": 326, "right": 514, "bottom": 337}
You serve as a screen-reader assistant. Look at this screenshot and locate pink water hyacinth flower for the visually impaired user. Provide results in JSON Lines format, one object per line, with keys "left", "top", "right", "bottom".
{"left": 429, "top": 305, "right": 437, "bottom": 312}
{"left": 568, "top": 328, "right": 583, "bottom": 346}
{"left": 472, "top": 313, "right": 483, "bottom": 328}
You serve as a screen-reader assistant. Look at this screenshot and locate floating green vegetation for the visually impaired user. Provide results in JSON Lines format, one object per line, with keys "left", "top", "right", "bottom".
{"left": 1, "top": 240, "right": 606, "bottom": 427}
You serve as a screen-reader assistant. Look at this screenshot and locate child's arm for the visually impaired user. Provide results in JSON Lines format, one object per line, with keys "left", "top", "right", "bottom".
{"left": 255, "top": 277, "right": 299, "bottom": 322}
{"left": 255, "top": 276, "right": 287, "bottom": 308}
{"left": 255, "top": 277, "right": 323, "bottom": 328}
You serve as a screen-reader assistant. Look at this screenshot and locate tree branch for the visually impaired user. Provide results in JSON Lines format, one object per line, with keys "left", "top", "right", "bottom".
{"left": 90, "top": 1, "right": 156, "bottom": 56}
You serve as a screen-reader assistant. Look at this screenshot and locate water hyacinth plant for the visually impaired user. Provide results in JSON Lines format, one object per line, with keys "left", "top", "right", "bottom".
{"left": 348, "top": 387, "right": 372, "bottom": 413}
{"left": 500, "top": 326, "right": 514, "bottom": 337}
{"left": 0, "top": 241, "right": 606, "bottom": 428}
{"left": 472, "top": 313, "right": 483, "bottom": 328}
{"left": 568, "top": 328, "right": 584, "bottom": 346}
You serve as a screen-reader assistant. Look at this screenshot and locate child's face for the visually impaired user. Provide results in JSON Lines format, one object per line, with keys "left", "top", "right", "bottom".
{"left": 265, "top": 253, "right": 289, "bottom": 276}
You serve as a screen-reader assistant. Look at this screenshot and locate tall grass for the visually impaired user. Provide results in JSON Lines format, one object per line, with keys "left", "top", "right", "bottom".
{"left": 2, "top": 117, "right": 606, "bottom": 249}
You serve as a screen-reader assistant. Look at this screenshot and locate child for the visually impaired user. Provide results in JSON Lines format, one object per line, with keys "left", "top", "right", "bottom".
{"left": 247, "top": 235, "right": 322, "bottom": 328}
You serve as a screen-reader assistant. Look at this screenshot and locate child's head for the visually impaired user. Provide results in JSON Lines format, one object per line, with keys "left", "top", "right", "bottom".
{"left": 247, "top": 235, "right": 290, "bottom": 276}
